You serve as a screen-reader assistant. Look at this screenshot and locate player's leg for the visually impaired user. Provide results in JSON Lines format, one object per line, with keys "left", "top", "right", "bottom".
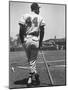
{"left": 27, "top": 44, "right": 40, "bottom": 85}
{"left": 23, "top": 44, "right": 33, "bottom": 85}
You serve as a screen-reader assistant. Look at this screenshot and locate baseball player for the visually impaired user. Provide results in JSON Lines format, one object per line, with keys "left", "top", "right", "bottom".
{"left": 19, "top": 2, "right": 45, "bottom": 86}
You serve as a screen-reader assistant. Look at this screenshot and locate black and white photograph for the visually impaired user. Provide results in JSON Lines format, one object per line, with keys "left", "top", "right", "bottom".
{"left": 9, "top": 1, "right": 66, "bottom": 89}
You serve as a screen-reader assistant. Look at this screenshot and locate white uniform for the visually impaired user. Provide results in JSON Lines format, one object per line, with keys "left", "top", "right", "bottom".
{"left": 19, "top": 12, "right": 45, "bottom": 73}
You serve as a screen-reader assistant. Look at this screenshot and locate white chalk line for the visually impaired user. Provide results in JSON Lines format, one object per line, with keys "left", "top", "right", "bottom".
{"left": 41, "top": 51, "right": 54, "bottom": 85}
{"left": 37, "top": 60, "right": 65, "bottom": 64}
{"left": 49, "top": 65, "right": 66, "bottom": 68}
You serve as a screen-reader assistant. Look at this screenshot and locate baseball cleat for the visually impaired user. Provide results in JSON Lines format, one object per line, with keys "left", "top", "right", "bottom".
{"left": 33, "top": 73, "right": 40, "bottom": 85}
{"left": 27, "top": 76, "right": 33, "bottom": 87}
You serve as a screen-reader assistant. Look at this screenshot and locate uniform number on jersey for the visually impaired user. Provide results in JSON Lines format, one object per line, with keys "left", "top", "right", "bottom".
{"left": 25, "top": 17, "right": 32, "bottom": 27}
{"left": 32, "top": 17, "right": 38, "bottom": 27}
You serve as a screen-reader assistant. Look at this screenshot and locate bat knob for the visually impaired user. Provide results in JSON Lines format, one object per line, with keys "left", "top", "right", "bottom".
{"left": 11, "top": 67, "right": 15, "bottom": 72}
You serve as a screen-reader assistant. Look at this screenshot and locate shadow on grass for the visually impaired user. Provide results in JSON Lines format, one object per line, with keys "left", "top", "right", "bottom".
{"left": 14, "top": 78, "right": 52, "bottom": 87}
{"left": 14, "top": 78, "right": 28, "bottom": 85}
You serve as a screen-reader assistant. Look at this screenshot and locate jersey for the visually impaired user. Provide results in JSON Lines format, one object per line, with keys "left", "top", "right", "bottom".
{"left": 19, "top": 13, "right": 45, "bottom": 48}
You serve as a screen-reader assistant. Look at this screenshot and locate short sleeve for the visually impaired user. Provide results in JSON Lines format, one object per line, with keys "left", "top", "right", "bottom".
{"left": 41, "top": 18, "right": 46, "bottom": 26}
{"left": 19, "top": 14, "right": 31, "bottom": 25}
{"left": 19, "top": 15, "right": 25, "bottom": 25}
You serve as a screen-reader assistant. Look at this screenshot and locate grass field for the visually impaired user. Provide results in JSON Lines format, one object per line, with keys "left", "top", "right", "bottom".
{"left": 9, "top": 50, "right": 66, "bottom": 89}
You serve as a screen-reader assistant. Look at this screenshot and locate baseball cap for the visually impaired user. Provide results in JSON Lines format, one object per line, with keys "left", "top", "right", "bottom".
{"left": 31, "top": 2, "right": 40, "bottom": 10}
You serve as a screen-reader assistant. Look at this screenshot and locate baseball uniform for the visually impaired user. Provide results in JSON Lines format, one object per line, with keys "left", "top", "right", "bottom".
{"left": 19, "top": 12, "right": 45, "bottom": 74}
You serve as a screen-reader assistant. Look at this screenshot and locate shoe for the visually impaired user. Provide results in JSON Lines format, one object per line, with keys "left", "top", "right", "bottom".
{"left": 27, "top": 74, "right": 33, "bottom": 87}
{"left": 32, "top": 73, "right": 40, "bottom": 86}
{"left": 35, "top": 74, "right": 40, "bottom": 85}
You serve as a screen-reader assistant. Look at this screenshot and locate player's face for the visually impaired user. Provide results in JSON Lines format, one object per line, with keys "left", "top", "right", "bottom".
{"left": 34, "top": 8, "right": 40, "bottom": 14}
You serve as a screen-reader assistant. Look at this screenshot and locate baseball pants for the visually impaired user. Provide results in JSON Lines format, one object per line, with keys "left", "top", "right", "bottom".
{"left": 23, "top": 36, "right": 39, "bottom": 74}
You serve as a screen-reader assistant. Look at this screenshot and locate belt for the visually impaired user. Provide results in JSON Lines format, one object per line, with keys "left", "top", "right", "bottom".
{"left": 28, "top": 31, "right": 39, "bottom": 37}
{"left": 32, "top": 39, "right": 39, "bottom": 42}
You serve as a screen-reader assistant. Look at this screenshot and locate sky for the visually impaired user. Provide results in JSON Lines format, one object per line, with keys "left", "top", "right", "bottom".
{"left": 10, "top": 1, "right": 65, "bottom": 40}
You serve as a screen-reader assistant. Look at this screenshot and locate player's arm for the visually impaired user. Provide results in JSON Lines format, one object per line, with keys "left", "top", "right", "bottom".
{"left": 19, "top": 23, "right": 26, "bottom": 44}
{"left": 39, "top": 25, "right": 45, "bottom": 48}
{"left": 18, "top": 15, "right": 27, "bottom": 44}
